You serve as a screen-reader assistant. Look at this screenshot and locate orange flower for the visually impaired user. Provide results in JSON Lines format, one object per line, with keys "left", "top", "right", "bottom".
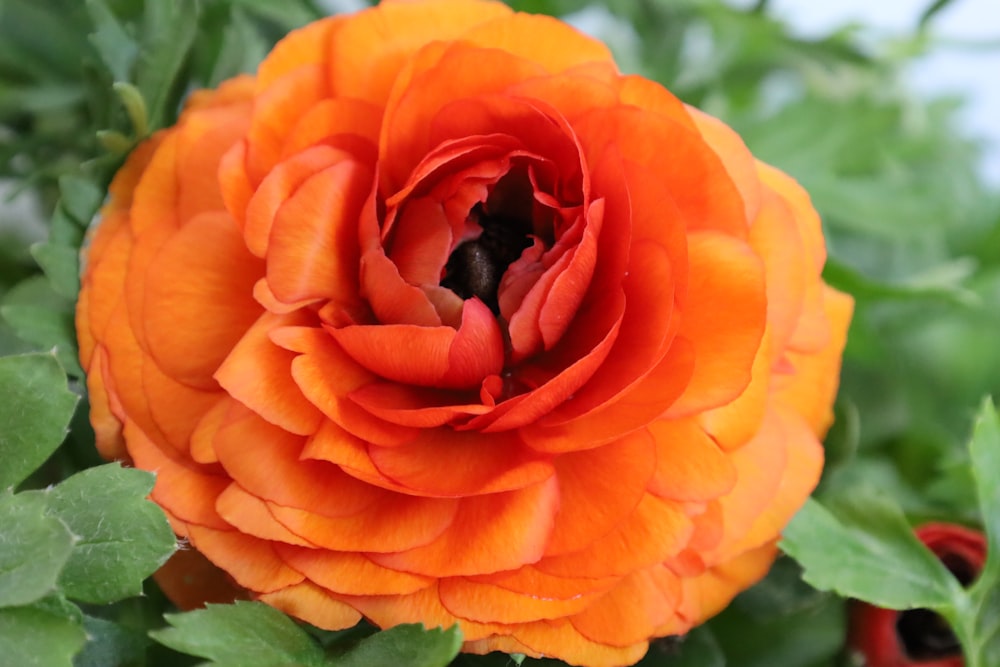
{"left": 76, "top": 1, "right": 852, "bottom": 665}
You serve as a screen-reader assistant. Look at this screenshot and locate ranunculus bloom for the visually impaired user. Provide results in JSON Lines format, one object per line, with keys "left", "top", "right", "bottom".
{"left": 849, "top": 523, "right": 985, "bottom": 667}
{"left": 76, "top": 1, "right": 852, "bottom": 664}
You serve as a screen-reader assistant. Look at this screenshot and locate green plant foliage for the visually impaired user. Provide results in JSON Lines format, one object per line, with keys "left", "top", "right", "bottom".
{"left": 0, "top": 604, "right": 88, "bottom": 667}
{"left": 46, "top": 464, "right": 178, "bottom": 603}
{"left": 334, "top": 623, "right": 463, "bottom": 667}
{"left": 2, "top": 0, "right": 1000, "bottom": 665}
{"left": 0, "top": 492, "right": 76, "bottom": 607}
{"left": 783, "top": 400, "right": 1000, "bottom": 667}
{"left": 0, "top": 352, "right": 79, "bottom": 489}
{"left": 151, "top": 602, "right": 331, "bottom": 667}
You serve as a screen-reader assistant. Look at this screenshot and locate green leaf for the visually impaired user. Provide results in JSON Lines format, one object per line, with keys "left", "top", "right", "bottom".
{"left": 136, "top": 0, "right": 201, "bottom": 131}
{"left": 0, "top": 492, "right": 76, "bottom": 608}
{"left": 74, "top": 615, "right": 151, "bottom": 667}
{"left": 0, "top": 604, "right": 87, "bottom": 667}
{"left": 58, "top": 174, "right": 104, "bottom": 227}
{"left": 953, "top": 399, "right": 1000, "bottom": 667}
{"left": 968, "top": 399, "right": 1000, "bottom": 587}
{"left": 780, "top": 494, "right": 959, "bottom": 609}
{"left": 0, "top": 352, "right": 79, "bottom": 490}
{"left": 30, "top": 242, "right": 81, "bottom": 301}
{"left": 150, "top": 601, "right": 327, "bottom": 667}
{"left": 85, "top": 0, "right": 140, "bottom": 82}
{"left": 709, "top": 591, "right": 845, "bottom": 667}
{"left": 45, "top": 464, "right": 176, "bottom": 604}
{"left": 0, "top": 301, "right": 81, "bottom": 378}
{"left": 336, "top": 623, "right": 463, "bottom": 667}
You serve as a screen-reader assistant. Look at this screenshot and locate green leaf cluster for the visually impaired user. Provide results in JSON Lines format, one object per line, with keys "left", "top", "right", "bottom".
{"left": 783, "top": 400, "right": 1000, "bottom": 667}
{"left": 150, "top": 603, "right": 462, "bottom": 667}
{"left": 0, "top": 352, "right": 177, "bottom": 666}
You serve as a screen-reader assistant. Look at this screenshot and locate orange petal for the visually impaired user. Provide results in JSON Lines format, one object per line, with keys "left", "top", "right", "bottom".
{"left": 186, "top": 524, "right": 305, "bottom": 594}
{"left": 143, "top": 211, "right": 263, "bottom": 390}
{"left": 245, "top": 64, "right": 331, "bottom": 184}
{"left": 281, "top": 327, "right": 418, "bottom": 446}
{"left": 538, "top": 493, "right": 693, "bottom": 578}
{"left": 342, "top": 583, "right": 508, "bottom": 642}
{"left": 274, "top": 545, "right": 433, "bottom": 596}
{"left": 667, "top": 231, "right": 767, "bottom": 417}
{"left": 438, "top": 576, "right": 603, "bottom": 624}
{"left": 710, "top": 406, "right": 823, "bottom": 562}
{"left": 257, "top": 17, "right": 340, "bottom": 90}
{"left": 214, "top": 311, "right": 323, "bottom": 436}
{"left": 267, "top": 493, "right": 459, "bottom": 554}
{"left": 646, "top": 417, "right": 737, "bottom": 502}
{"left": 215, "top": 483, "right": 317, "bottom": 547}
{"left": 686, "top": 105, "right": 761, "bottom": 222}
{"left": 266, "top": 158, "right": 372, "bottom": 305}
{"left": 569, "top": 566, "right": 684, "bottom": 646}
{"left": 328, "top": 0, "right": 512, "bottom": 107}
{"left": 258, "top": 581, "right": 362, "bottom": 631}
{"left": 678, "top": 540, "right": 779, "bottom": 625}
{"left": 370, "top": 478, "right": 559, "bottom": 577}
{"left": 212, "top": 407, "right": 381, "bottom": 516}
{"left": 773, "top": 286, "right": 853, "bottom": 436}
{"left": 512, "top": 619, "right": 650, "bottom": 667}
{"left": 124, "top": 420, "right": 230, "bottom": 531}
{"left": 330, "top": 298, "right": 504, "bottom": 389}
{"left": 544, "top": 429, "right": 655, "bottom": 556}
{"left": 367, "top": 428, "right": 554, "bottom": 497}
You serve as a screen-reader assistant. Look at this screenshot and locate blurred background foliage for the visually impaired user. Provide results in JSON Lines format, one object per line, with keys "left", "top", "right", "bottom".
{"left": 1, "top": 0, "right": 998, "bottom": 665}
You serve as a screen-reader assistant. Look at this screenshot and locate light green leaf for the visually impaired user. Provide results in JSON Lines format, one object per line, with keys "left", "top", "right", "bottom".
{"left": 57, "top": 175, "right": 104, "bottom": 228}
{"left": 150, "top": 601, "right": 327, "bottom": 667}
{"left": 136, "top": 0, "right": 201, "bottom": 131}
{"left": 0, "top": 352, "right": 79, "bottom": 490}
{"left": 0, "top": 604, "right": 86, "bottom": 667}
{"left": 336, "top": 624, "right": 463, "bottom": 667}
{"left": 85, "top": 0, "right": 139, "bottom": 82}
{"left": 46, "top": 464, "right": 176, "bottom": 604}
{"left": 0, "top": 303, "right": 81, "bottom": 378}
{"left": 955, "top": 399, "right": 1000, "bottom": 667}
{"left": 781, "top": 494, "right": 959, "bottom": 609}
{"left": 0, "top": 492, "right": 76, "bottom": 608}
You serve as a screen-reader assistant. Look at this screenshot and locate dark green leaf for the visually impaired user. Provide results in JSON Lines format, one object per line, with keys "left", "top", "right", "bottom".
{"left": 0, "top": 492, "right": 76, "bottom": 607}
{"left": 636, "top": 628, "right": 723, "bottom": 667}
{"left": 150, "top": 601, "right": 327, "bottom": 667}
{"left": 74, "top": 615, "right": 151, "bottom": 667}
{"left": 336, "top": 623, "right": 463, "bottom": 667}
{"left": 46, "top": 464, "right": 176, "bottom": 604}
{"left": 0, "top": 604, "right": 87, "bottom": 667}
{"left": 710, "top": 592, "right": 845, "bottom": 667}
{"left": 781, "top": 495, "right": 959, "bottom": 609}
{"left": 0, "top": 352, "right": 79, "bottom": 489}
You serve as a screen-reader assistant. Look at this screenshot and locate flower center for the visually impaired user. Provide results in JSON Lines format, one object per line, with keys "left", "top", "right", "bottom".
{"left": 895, "top": 553, "right": 972, "bottom": 662}
{"left": 895, "top": 608, "right": 961, "bottom": 661}
{"left": 440, "top": 172, "right": 538, "bottom": 315}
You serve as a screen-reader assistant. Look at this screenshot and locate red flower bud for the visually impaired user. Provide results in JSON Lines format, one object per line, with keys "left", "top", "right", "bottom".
{"left": 848, "top": 523, "right": 986, "bottom": 667}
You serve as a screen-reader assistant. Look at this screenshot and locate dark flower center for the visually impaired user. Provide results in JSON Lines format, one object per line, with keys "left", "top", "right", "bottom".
{"left": 896, "top": 609, "right": 961, "bottom": 661}
{"left": 895, "top": 553, "right": 973, "bottom": 662}
{"left": 440, "top": 174, "right": 537, "bottom": 315}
